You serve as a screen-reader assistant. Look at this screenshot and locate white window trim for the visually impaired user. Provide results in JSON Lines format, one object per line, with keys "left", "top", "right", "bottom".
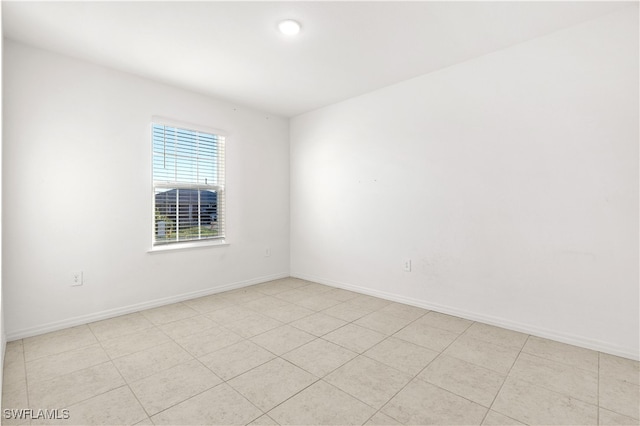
{"left": 151, "top": 116, "right": 227, "bottom": 139}
{"left": 148, "top": 239, "right": 229, "bottom": 253}
{"left": 149, "top": 117, "right": 228, "bottom": 252}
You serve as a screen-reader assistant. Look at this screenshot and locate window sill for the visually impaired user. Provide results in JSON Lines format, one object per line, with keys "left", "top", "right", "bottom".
{"left": 148, "top": 239, "right": 228, "bottom": 253}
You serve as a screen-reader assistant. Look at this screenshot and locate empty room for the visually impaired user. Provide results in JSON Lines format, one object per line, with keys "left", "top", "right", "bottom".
{"left": 0, "top": 1, "right": 638, "bottom": 425}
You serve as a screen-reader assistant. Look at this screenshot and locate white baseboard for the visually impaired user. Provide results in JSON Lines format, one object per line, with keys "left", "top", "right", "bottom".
{"left": 6, "top": 272, "right": 289, "bottom": 341}
{"left": 292, "top": 272, "right": 640, "bottom": 361}
{"left": 8, "top": 270, "right": 639, "bottom": 361}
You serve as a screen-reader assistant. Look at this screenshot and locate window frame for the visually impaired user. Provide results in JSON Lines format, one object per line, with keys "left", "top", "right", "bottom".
{"left": 149, "top": 117, "right": 227, "bottom": 251}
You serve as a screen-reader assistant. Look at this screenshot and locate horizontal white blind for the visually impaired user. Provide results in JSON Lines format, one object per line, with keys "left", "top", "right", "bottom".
{"left": 152, "top": 123, "right": 225, "bottom": 245}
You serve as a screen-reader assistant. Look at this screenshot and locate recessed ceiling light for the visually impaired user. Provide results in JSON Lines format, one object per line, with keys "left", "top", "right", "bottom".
{"left": 278, "top": 19, "right": 301, "bottom": 36}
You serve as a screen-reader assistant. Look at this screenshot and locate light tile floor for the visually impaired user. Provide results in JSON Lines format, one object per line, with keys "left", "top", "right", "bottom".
{"left": 2, "top": 277, "right": 639, "bottom": 425}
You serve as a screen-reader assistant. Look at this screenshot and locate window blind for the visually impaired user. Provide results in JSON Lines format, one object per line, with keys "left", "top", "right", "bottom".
{"left": 152, "top": 122, "right": 225, "bottom": 245}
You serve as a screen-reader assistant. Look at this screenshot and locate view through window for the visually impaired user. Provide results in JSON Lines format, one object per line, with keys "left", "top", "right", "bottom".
{"left": 152, "top": 122, "right": 225, "bottom": 245}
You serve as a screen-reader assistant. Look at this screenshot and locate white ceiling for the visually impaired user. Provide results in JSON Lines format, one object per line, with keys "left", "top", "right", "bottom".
{"left": 2, "top": 1, "right": 631, "bottom": 117}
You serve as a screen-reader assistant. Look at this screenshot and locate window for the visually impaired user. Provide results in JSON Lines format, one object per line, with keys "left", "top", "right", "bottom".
{"left": 152, "top": 120, "right": 225, "bottom": 246}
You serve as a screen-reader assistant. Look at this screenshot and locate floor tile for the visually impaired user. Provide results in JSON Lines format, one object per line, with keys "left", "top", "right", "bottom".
{"left": 295, "top": 295, "right": 342, "bottom": 312}
{"left": 1, "top": 381, "right": 28, "bottom": 426}
{"left": 242, "top": 296, "right": 291, "bottom": 312}
{"left": 250, "top": 325, "right": 316, "bottom": 356}
{"left": 509, "top": 352, "right": 597, "bottom": 404}
{"left": 297, "top": 283, "right": 334, "bottom": 295}
{"left": 134, "top": 418, "right": 154, "bottom": 426}
{"left": 26, "top": 344, "right": 109, "bottom": 384}
{"left": 3, "top": 343, "right": 26, "bottom": 387}
{"left": 28, "top": 362, "right": 125, "bottom": 409}
{"left": 88, "top": 313, "right": 154, "bottom": 342}
{"left": 346, "top": 295, "right": 391, "bottom": 311}
{"left": 112, "top": 341, "right": 193, "bottom": 382}
{"left": 290, "top": 313, "right": 347, "bottom": 337}
{"left": 261, "top": 304, "right": 315, "bottom": 323}
{"left": 492, "top": 377, "right": 598, "bottom": 425}
{"left": 205, "top": 305, "right": 256, "bottom": 324}
{"left": 414, "top": 311, "right": 473, "bottom": 334}
{"left": 268, "top": 380, "right": 376, "bottom": 425}
{"left": 151, "top": 383, "right": 262, "bottom": 425}
{"left": 322, "top": 288, "right": 360, "bottom": 302}
{"left": 182, "top": 294, "right": 233, "bottom": 314}
{"left": 273, "top": 289, "right": 312, "bottom": 303}
{"left": 381, "top": 378, "right": 488, "bottom": 425}
{"left": 248, "top": 414, "right": 279, "bottom": 425}
{"left": 364, "top": 412, "right": 402, "bottom": 425}
{"left": 463, "top": 323, "right": 528, "bottom": 350}
{"left": 100, "top": 327, "right": 171, "bottom": 359}
{"left": 354, "top": 311, "right": 414, "bottom": 335}
{"left": 2, "top": 364, "right": 25, "bottom": 392}
{"left": 23, "top": 325, "right": 97, "bottom": 362}
{"left": 481, "top": 410, "right": 525, "bottom": 425}
{"left": 599, "top": 376, "right": 640, "bottom": 420}
{"left": 1, "top": 374, "right": 26, "bottom": 400}
{"left": 377, "top": 302, "right": 428, "bottom": 321}
{"left": 443, "top": 335, "right": 520, "bottom": 375}
{"left": 417, "top": 355, "right": 505, "bottom": 407}
{"left": 283, "top": 339, "right": 357, "bottom": 378}
{"left": 522, "top": 335, "right": 598, "bottom": 372}
{"left": 600, "top": 353, "right": 640, "bottom": 385}
{"left": 7, "top": 278, "right": 635, "bottom": 426}
{"left": 323, "top": 324, "right": 386, "bottom": 354}
{"left": 174, "top": 325, "right": 243, "bottom": 357}
{"left": 224, "top": 313, "right": 283, "bottom": 338}
{"left": 158, "top": 314, "right": 218, "bottom": 339}
{"left": 599, "top": 408, "right": 640, "bottom": 425}
{"left": 394, "top": 321, "right": 459, "bottom": 352}
{"left": 322, "top": 303, "right": 373, "bottom": 322}
{"left": 227, "top": 358, "right": 316, "bottom": 412}
{"left": 325, "top": 356, "right": 412, "bottom": 409}
{"left": 199, "top": 340, "right": 276, "bottom": 381}
{"left": 364, "top": 336, "right": 438, "bottom": 375}
{"left": 4, "top": 340, "right": 24, "bottom": 364}
{"left": 220, "top": 287, "right": 264, "bottom": 304}
{"left": 129, "top": 359, "right": 221, "bottom": 415}
{"left": 62, "top": 386, "right": 147, "bottom": 425}
{"left": 139, "top": 302, "right": 198, "bottom": 325}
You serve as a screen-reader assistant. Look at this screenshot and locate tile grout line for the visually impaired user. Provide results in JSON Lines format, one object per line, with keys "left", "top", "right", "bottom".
{"left": 215, "top": 294, "right": 425, "bottom": 424}
{"left": 141, "top": 284, "right": 316, "bottom": 422}
{"left": 25, "top": 324, "right": 150, "bottom": 423}
{"left": 360, "top": 317, "right": 476, "bottom": 425}
{"left": 481, "top": 333, "right": 531, "bottom": 425}
{"left": 130, "top": 324, "right": 250, "bottom": 421}
{"left": 356, "top": 329, "right": 415, "bottom": 425}
{"left": 87, "top": 318, "right": 153, "bottom": 423}
{"left": 305, "top": 304, "right": 482, "bottom": 424}
{"left": 21, "top": 340, "right": 30, "bottom": 413}
{"left": 497, "top": 344, "right": 603, "bottom": 410}
{"left": 145, "top": 304, "right": 274, "bottom": 420}
{"left": 597, "top": 351, "right": 600, "bottom": 425}
{"left": 9, "top": 278, "right": 634, "bottom": 425}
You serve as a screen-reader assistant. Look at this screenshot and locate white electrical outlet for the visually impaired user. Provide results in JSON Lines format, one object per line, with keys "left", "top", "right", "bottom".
{"left": 403, "top": 259, "right": 412, "bottom": 272}
{"left": 71, "top": 270, "right": 83, "bottom": 286}
{"left": 265, "top": 248, "right": 271, "bottom": 257}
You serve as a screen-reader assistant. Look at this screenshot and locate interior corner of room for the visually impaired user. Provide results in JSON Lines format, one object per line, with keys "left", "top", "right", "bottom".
{"left": 0, "top": 0, "right": 638, "bottom": 394}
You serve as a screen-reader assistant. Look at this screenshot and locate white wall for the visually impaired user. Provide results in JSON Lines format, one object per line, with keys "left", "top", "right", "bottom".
{"left": 3, "top": 40, "right": 290, "bottom": 338}
{"left": 0, "top": 0, "right": 5, "bottom": 396}
{"left": 291, "top": 7, "right": 639, "bottom": 359}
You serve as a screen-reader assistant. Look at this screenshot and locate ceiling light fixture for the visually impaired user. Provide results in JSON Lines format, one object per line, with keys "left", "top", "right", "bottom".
{"left": 278, "top": 19, "right": 301, "bottom": 36}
